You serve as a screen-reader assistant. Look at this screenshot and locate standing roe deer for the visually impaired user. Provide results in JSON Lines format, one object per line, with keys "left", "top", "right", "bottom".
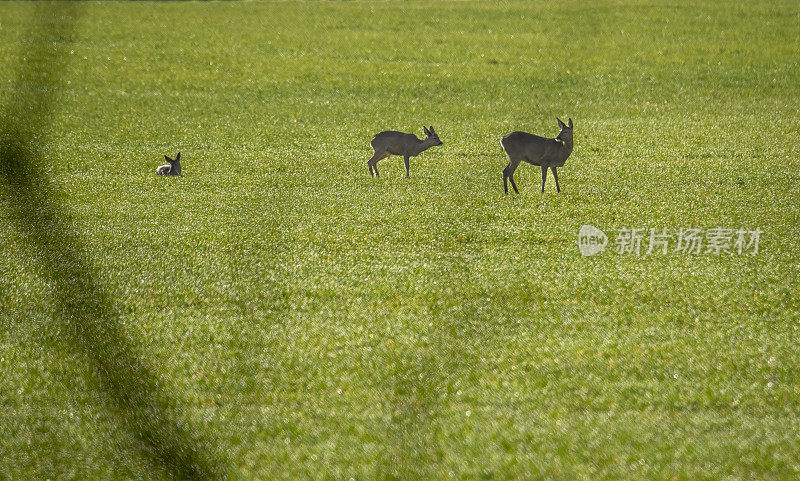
{"left": 156, "top": 152, "right": 182, "bottom": 176}
{"left": 368, "top": 126, "right": 443, "bottom": 178}
{"left": 501, "top": 117, "right": 573, "bottom": 193}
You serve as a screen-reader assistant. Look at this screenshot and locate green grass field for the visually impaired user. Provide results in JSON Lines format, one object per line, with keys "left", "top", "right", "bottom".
{"left": 1, "top": 1, "right": 799, "bottom": 479}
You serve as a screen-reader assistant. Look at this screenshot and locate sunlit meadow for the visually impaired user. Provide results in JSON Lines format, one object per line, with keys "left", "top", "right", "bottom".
{"left": 1, "top": 1, "right": 799, "bottom": 479}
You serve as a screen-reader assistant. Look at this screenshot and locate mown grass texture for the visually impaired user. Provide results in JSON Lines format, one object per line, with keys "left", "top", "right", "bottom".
{"left": 1, "top": 1, "right": 799, "bottom": 479}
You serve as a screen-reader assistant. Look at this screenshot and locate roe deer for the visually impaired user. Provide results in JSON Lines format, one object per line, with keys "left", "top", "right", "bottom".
{"left": 156, "top": 152, "right": 182, "bottom": 176}
{"left": 367, "top": 126, "right": 443, "bottom": 178}
{"left": 501, "top": 117, "right": 573, "bottom": 194}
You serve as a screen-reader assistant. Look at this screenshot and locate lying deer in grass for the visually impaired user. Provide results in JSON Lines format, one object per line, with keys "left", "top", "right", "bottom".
{"left": 367, "top": 126, "right": 443, "bottom": 178}
{"left": 501, "top": 118, "right": 573, "bottom": 193}
{"left": 156, "top": 152, "right": 182, "bottom": 176}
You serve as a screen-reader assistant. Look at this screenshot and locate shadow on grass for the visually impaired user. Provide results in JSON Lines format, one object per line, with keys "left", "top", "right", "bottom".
{"left": 376, "top": 227, "right": 528, "bottom": 478}
{"left": 0, "top": 4, "right": 227, "bottom": 480}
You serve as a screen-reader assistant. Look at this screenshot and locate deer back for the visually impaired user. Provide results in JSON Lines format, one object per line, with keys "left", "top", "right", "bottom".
{"left": 371, "top": 131, "right": 422, "bottom": 156}
{"left": 502, "top": 131, "right": 571, "bottom": 167}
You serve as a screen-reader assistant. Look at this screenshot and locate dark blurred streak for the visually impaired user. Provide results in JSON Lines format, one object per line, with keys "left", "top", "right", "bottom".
{"left": 0, "top": 4, "right": 227, "bottom": 480}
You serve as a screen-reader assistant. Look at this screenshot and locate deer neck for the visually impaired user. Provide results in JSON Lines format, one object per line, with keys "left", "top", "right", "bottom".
{"left": 558, "top": 138, "right": 573, "bottom": 160}
{"left": 412, "top": 137, "right": 436, "bottom": 157}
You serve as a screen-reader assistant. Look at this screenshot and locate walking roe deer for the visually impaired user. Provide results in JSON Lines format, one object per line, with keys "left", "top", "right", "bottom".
{"left": 368, "top": 126, "right": 443, "bottom": 178}
{"left": 501, "top": 117, "right": 573, "bottom": 194}
{"left": 156, "top": 152, "right": 182, "bottom": 176}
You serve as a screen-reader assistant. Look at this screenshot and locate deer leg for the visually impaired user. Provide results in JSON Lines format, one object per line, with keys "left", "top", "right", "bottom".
{"left": 503, "top": 159, "right": 521, "bottom": 194}
{"left": 551, "top": 166, "right": 561, "bottom": 193}
{"left": 403, "top": 156, "right": 410, "bottom": 178}
{"left": 372, "top": 156, "right": 383, "bottom": 178}
{"left": 368, "top": 153, "right": 386, "bottom": 178}
{"left": 506, "top": 160, "right": 520, "bottom": 194}
{"left": 367, "top": 152, "right": 378, "bottom": 177}
{"left": 541, "top": 165, "right": 548, "bottom": 193}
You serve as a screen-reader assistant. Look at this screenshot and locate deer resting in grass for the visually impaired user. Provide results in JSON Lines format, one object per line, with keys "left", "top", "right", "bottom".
{"left": 501, "top": 117, "right": 573, "bottom": 194}
{"left": 156, "top": 152, "right": 182, "bottom": 176}
{"left": 368, "top": 126, "right": 442, "bottom": 178}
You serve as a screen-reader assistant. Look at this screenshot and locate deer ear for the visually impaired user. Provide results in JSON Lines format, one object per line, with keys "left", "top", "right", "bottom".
{"left": 175, "top": 152, "right": 181, "bottom": 161}
{"left": 556, "top": 117, "right": 565, "bottom": 128}
{"left": 568, "top": 118, "right": 573, "bottom": 128}
{"left": 164, "top": 155, "right": 172, "bottom": 162}
{"left": 429, "top": 126, "right": 434, "bottom": 133}
{"left": 423, "top": 126, "right": 430, "bottom": 135}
